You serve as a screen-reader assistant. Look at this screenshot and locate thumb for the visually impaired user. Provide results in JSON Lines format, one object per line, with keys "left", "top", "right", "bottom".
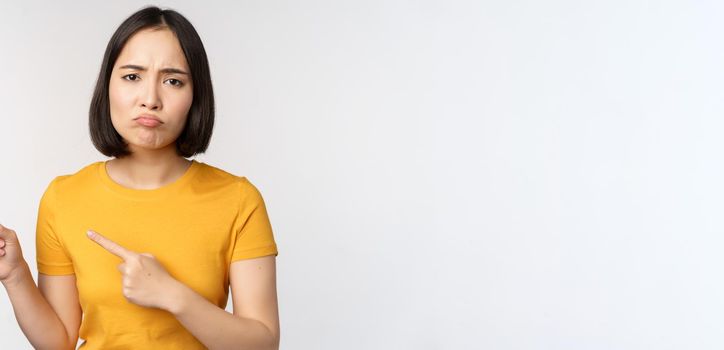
{"left": 0, "top": 224, "right": 14, "bottom": 238}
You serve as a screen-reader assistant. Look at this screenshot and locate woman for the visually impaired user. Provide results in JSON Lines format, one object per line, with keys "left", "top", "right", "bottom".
{"left": 0, "top": 6, "right": 280, "bottom": 350}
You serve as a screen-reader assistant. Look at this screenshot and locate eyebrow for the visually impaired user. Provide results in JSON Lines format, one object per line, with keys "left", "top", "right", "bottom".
{"left": 119, "top": 64, "right": 189, "bottom": 75}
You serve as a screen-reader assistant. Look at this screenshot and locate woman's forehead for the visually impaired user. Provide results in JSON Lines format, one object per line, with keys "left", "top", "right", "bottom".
{"left": 115, "top": 28, "right": 189, "bottom": 70}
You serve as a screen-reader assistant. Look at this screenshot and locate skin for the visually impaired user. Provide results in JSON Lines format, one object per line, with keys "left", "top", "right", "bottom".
{"left": 106, "top": 26, "right": 194, "bottom": 189}
{"left": 0, "top": 225, "right": 22, "bottom": 276}
{"left": 89, "top": 26, "right": 195, "bottom": 308}
{"left": 0, "top": 26, "right": 194, "bottom": 308}
{"left": 0, "top": 25, "right": 279, "bottom": 349}
{"left": 92, "top": 29, "right": 280, "bottom": 348}
{"left": 86, "top": 229, "right": 179, "bottom": 310}
{"left": 0, "top": 27, "right": 194, "bottom": 285}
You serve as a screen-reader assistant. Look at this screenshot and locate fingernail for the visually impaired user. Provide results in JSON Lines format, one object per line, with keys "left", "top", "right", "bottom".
{"left": 87, "top": 230, "right": 93, "bottom": 237}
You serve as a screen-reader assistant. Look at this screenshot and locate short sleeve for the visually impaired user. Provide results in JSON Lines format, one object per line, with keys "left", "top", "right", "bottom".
{"left": 230, "top": 178, "right": 279, "bottom": 262}
{"left": 35, "top": 177, "right": 74, "bottom": 275}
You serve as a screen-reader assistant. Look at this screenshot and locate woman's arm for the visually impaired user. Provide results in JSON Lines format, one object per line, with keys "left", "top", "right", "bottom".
{"left": 2, "top": 261, "right": 76, "bottom": 350}
{"left": 167, "top": 255, "right": 280, "bottom": 350}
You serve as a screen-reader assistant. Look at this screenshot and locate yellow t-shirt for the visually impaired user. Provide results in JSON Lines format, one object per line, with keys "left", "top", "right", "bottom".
{"left": 35, "top": 160, "right": 278, "bottom": 349}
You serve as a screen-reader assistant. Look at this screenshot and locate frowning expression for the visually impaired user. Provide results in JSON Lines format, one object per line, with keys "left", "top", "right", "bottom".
{"left": 108, "top": 27, "right": 193, "bottom": 152}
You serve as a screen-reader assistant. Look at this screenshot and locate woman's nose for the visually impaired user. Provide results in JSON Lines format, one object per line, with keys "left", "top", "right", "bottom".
{"left": 140, "top": 82, "right": 161, "bottom": 110}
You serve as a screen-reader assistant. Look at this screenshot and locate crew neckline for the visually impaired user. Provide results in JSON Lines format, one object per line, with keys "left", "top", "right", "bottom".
{"left": 97, "top": 159, "right": 201, "bottom": 200}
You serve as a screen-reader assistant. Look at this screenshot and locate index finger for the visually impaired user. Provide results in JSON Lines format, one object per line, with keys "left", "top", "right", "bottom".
{"left": 87, "top": 230, "right": 135, "bottom": 260}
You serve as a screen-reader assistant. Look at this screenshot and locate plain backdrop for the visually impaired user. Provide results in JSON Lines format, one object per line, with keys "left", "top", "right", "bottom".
{"left": 1, "top": 0, "right": 723, "bottom": 349}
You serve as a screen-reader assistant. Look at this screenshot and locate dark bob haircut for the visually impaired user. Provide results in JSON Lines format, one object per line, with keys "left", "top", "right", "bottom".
{"left": 89, "top": 6, "right": 214, "bottom": 158}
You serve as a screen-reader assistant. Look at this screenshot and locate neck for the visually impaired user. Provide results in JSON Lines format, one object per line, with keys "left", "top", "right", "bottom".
{"left": 107, "top": 144, "right": 192, "bottom": 190}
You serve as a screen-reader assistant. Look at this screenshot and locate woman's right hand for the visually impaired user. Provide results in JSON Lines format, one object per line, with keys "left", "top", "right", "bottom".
{"left": 0, "top": 224, "right": 27, "bottom": 284}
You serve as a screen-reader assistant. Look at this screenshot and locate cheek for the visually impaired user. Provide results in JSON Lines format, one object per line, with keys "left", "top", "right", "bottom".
{"left": 108, "top": 81, "right": 135, "bottom": 115}
{"left": 170, "top": 90, "right": 194, "bottom": 119}
{"left": 180, "top": 89, "right": 193, "bottom": 111}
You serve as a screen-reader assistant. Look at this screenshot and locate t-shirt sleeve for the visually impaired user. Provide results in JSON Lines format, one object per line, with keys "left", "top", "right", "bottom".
{"left": 230, "top": 178, "right": 279, "bottom": 262}
{"left": 35, "top": 177, "right": 74, "bottom": 275}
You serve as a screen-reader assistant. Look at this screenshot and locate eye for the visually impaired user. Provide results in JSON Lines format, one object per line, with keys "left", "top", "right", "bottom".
{"left": 122, "top": 74, "right": 139, "bottom": 81}
{"left": 166, "top": 78, "right": 184, "bottom": 87}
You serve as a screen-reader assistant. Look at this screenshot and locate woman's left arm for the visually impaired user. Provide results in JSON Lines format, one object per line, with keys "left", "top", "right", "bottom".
{"left": 168, "top": 255, "right": 280, "bottom": 350}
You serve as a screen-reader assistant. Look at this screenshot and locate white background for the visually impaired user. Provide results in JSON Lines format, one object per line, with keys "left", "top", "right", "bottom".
{"left": 1, "top": 0, "right": 723, "bottom": 349}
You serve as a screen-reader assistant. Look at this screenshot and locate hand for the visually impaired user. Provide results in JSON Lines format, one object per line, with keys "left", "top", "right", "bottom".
{"left": 0, "top": 224, "right": 28, "bottom": 285}
{"left": 86, "top": 229, "right": 180, "bottom": 311}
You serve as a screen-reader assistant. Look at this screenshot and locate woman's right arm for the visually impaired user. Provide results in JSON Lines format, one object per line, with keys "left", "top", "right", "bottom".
{"left": 1, "top": 225, "right": 78, "bottom": 350}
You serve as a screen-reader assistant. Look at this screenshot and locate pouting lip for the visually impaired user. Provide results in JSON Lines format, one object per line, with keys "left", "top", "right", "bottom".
{"left": 134, "top": 114, "right": 163, "bottom": 123}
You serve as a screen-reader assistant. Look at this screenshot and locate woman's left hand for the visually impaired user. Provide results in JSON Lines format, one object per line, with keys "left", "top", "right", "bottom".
{"left": 86, "top": 229, "right": 180, "bottom": 311}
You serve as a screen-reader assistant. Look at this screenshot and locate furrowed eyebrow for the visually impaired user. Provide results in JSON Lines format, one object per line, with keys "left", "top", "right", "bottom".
{"left": 119, "top": 64, "right": 189, "bottom": 75}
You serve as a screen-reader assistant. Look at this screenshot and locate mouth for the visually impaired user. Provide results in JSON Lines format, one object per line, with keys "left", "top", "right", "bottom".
{"left": 134, "top": 114, "right": 163, "bottom": 127}
{"left": 135, "top": 117, "right": 162, "bottom": 127}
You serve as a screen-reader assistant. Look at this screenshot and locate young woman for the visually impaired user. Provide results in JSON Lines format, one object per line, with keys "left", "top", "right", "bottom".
{"left": 0, "top": 6, "right": 280, "bottom": 350}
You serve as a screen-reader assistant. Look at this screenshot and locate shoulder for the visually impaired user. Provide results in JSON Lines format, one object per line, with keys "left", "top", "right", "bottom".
{"left": 196, "top": 162, "right": 269, "bottom": 209}
{"left": 194, "top": 161, "right": 243, "bottom": 182}
{"left": 192, "top": 161, "right": 265, "bottom": 200}
{"left": 36, "top": 161, "right": 102, "bottom": 211}
{"left": 43, "top": 161, "right": 104, "bottom": 196}
{"left": 194, "top": 161, "right": 259, "bottom": 190}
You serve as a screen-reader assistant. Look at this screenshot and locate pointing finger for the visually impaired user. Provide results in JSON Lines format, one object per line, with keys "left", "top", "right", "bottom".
{"left": 87, "top": 230, "right": 135, "bottom": 261}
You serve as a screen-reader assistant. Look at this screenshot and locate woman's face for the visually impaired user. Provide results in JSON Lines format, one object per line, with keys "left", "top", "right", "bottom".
{"left": 108, "top": 27, "right": 193, "bottom": 153}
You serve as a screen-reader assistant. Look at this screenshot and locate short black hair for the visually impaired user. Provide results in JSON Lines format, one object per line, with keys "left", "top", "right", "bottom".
{"left": 89, "top": 6, "right": 214, "bottom": 158}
